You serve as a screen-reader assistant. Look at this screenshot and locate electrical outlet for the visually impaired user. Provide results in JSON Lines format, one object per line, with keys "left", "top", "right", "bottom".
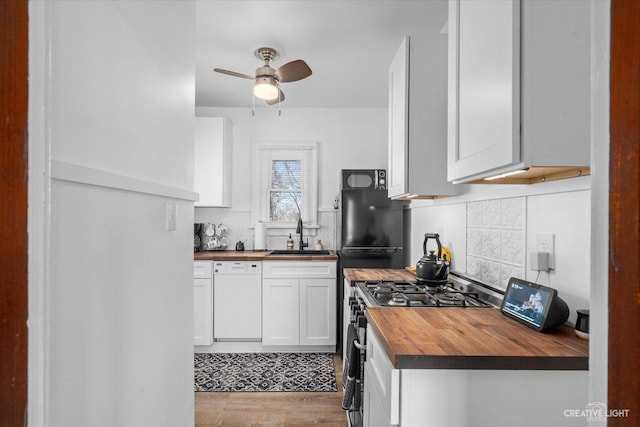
{"left": 536, "top": 233, "right": 555, "bottom": 269}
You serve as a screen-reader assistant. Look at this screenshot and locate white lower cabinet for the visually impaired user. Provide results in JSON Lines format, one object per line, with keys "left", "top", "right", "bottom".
{"left": 262, "top": 261, "right": 336, "bottom": 347}
{"left": 363, "top": 363, "right": 393, "bottom": 427}
{"left": 193, "top": 261, "right": 213, "bottom": 346}
{"left": 363, "top": 325, "right": 399, "bottom": 427}
{"left": 364, "top": 325, "right": 589, "bottom": 426}
{"left": 262, "top": 278, "right": 299, "bottom": 345}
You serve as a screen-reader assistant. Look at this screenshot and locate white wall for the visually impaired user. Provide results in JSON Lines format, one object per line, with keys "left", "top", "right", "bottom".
{"left": 194, "top": 107, "right": 388, "bottom": 249}
{"left": 29, "top": 1, "right": 196, "bottom": 426}
{"left": 409, "top": 177, "right": 591, "bottom": 325}
{"left": 196, "top": 107, "right": 388, "bottom": 209}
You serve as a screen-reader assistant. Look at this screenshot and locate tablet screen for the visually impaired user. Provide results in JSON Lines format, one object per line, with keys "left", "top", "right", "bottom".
{"left": 500, "top": 278, "right": 556, "bottom": 330}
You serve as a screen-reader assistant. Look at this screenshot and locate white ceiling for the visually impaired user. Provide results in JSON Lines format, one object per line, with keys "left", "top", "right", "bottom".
{"left": 196, "top": 0, "right": 448, "bottom": 109}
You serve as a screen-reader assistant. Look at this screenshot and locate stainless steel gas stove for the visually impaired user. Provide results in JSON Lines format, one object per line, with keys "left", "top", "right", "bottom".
{"left": 343, "top": 272, "right": 503, "bottom": 427}
{"left": 355, "top": 273, "right": 502, "bottom": 309}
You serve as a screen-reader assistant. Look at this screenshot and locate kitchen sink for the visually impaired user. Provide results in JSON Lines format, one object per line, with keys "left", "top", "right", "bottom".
{"left": 268, "top": 249, "right": 331, "bottom": 256}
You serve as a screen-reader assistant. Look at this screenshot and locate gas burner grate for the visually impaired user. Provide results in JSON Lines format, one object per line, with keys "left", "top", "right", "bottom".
{"left": 356, "top": 279, "right": 494, "bottom": 308}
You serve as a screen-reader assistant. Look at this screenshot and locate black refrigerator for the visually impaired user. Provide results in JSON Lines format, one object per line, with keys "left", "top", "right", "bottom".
{"left": 336, "top": 169, "right": 408, "bottom": 354}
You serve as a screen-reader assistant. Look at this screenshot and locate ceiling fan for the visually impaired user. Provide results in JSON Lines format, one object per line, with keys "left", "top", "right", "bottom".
{"left": 213, "top": 47, "right": 312, "bottom": 105}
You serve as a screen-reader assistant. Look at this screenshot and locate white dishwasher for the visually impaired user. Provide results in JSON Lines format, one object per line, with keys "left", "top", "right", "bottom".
{"left": 213, "top": 261, "right": 262, "bottom": 341}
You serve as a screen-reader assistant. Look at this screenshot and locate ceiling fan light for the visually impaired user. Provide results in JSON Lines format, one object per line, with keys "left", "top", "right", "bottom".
{"left": 253, "top": 77, "right": 279, "bottom": 100}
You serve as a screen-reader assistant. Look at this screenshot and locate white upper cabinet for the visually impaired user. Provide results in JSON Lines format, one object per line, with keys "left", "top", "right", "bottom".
{"left": 388, "top": 37, "right": 409, "bottom": 199}
{"left": 448, "top": 0, "right": 520, "bottom": 182}
{"left": 448, "top": 0, "right": 591, "bottom": 184}
{"left": 388, "top": 33, "right": 460, "bottom": 199}
{"left": 194, "top": 117, "right": 232, "bottom": 206}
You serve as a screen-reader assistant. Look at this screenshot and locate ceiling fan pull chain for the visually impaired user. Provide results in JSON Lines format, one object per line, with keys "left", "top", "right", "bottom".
{"left": 252, "top": 91, "right": 255, "bottom": 116}
{"left": 278, "top": 83, "right": 282, "bottom": 116}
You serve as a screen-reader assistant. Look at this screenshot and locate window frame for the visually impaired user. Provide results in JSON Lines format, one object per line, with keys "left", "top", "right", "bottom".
{"left": 252, "top": 141, "right": 318, "bottom": 233}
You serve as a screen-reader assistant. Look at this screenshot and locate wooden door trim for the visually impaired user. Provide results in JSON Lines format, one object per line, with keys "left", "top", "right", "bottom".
{"left": 0, "top": 1, "right": 29, "bottom": 426}
{"left": 609, "top": 0, "right": 640, "bottom": 425}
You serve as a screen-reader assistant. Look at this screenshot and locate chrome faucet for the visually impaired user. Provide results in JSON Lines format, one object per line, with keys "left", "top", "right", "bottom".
{"left": 296, "top": 216, "right": 309, "bottom": 251}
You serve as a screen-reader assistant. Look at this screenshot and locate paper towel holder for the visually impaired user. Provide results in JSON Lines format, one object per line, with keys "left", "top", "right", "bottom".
{"left": 254, "top": 220, "right": 267, "bottom": 251}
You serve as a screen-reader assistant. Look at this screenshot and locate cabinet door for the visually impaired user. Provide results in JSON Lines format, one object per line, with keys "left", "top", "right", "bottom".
{"left": 448, "top": 0, "right": 521, "bottom": 182}
{"left": 193, "top": 277, "right": 213, "bottom": 345}
{"left": 194, "top": 117, "right": 232, "bottom": 207}
{"left": 363, "top": 362, "right": 391, "bottom": 427}
{"left": 262, "top": 278, "right": 299, "bottom": 346}
{"left": 299, "top": 278, "right": 336, "bottom": 346}
{"left": 387, "top": 37, "right": 409, "bottom": 198}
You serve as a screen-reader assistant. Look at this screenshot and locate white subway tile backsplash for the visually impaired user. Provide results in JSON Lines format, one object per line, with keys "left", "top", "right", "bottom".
{"left": 194, "top": 209, "right": 337, "bottom": 251}
{"left": 466, "top": 197, "right": 525, "bottom": 289}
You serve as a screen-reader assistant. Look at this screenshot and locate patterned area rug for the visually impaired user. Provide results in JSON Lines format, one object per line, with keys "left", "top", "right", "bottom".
{"left": 194, "top": 352, "right": 337, "bottom": 392}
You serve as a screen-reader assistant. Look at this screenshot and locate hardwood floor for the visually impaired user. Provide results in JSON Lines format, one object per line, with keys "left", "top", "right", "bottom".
{"left": 195, "top": 353, "right": 349, "bottom": 426}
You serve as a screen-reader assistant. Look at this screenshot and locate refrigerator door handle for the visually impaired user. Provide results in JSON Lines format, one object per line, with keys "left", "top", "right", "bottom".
{"left": 340, "top": 246, "right": 402, "bottom": 254}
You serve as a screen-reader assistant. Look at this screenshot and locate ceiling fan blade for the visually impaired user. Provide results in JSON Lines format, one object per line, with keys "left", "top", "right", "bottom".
{"left": 213, "top": 68, "right": 254, "bottom": 80}
{"left": 274, "top": 60, "right": 312, "bottom": 83}
{"left": 265, "top": 88, "right": 285, "bottom": 105}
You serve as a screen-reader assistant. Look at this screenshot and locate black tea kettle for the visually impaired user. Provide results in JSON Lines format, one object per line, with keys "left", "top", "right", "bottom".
{"left": 416, "top": 233, "right": 450, "bottom": 284}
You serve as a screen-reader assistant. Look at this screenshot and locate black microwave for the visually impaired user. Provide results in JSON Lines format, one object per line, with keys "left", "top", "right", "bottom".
{"left": 341, "top": 169, "right": 387, "bottom": 190}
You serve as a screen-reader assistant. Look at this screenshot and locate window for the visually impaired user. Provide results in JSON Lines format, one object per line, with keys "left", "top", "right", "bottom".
{"left": 270, "top": 160, "right": 302, "bottom": 222}
{"left": 253, "top": 142, "right": 318, "bottom": 231}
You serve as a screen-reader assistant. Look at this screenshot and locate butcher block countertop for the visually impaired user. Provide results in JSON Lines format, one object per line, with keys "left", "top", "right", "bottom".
{"left": 194, "top": 250, "right": 338, "bottom": 261}
{"left": 343, "top": 267, "right": 415, "bottom": 283}
{"left": 344, "top": 268, "right": 589, "bottom": 371}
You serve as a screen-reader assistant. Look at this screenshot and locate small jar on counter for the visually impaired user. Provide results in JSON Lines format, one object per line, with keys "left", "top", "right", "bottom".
{"left": 315, "top": 239, "right": 323, "bottom": 250}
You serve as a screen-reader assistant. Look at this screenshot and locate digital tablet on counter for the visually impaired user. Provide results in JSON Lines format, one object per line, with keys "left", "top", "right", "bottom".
{"left": 500, "top": 277, "right": 569, "bottom": 332}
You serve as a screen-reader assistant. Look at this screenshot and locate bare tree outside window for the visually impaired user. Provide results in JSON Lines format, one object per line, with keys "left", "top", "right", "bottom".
{"left": 269, "top": 160, "right": 303, "bottom": 222}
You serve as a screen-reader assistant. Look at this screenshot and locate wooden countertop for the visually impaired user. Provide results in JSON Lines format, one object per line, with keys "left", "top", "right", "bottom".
{"left": 366, "top": 307, "right": 588, "bottom": 370}
{"left": 343, "top": 268, "right": 415, "bottom": 283}
{"left": 345, "top": 268, "right": 588, "bottom": 371}
{"left": 194, "top": 250, "right": 338, "bottom": 261}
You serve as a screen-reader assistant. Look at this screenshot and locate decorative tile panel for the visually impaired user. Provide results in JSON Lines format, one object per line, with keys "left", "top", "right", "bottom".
{"left": 466, "top": 197, "right": 526, "bottom": 289}
{"left": 467, "top": 228, "right": 482, "bottom": 256}
{"left": 467, "top": 202, "right": 483, "bottom": 227}
{"left": 481, "top": 200, "right": 501, "bottom": 227}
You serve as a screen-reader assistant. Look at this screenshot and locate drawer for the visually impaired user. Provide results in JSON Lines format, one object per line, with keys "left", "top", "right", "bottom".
{"left": 262, "top": 261, "right": 336, "bottom": 279}
{"left": 193, "top": 261, "right": 212, "bottom": 279}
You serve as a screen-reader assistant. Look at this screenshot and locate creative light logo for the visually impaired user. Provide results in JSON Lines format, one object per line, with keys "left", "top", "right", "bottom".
{"left": 564, "top": 402, "right": 630, "bottom": 422}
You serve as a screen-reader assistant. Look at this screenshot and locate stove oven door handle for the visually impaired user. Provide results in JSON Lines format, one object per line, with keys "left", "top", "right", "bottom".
{"left": 353, "top": 339, "right": 366, "bottom": 351}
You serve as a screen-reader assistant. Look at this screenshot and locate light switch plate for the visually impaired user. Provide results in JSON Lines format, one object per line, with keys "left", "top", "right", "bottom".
{"left": 166, "top": 201, "right": 177, "bottom": 231}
